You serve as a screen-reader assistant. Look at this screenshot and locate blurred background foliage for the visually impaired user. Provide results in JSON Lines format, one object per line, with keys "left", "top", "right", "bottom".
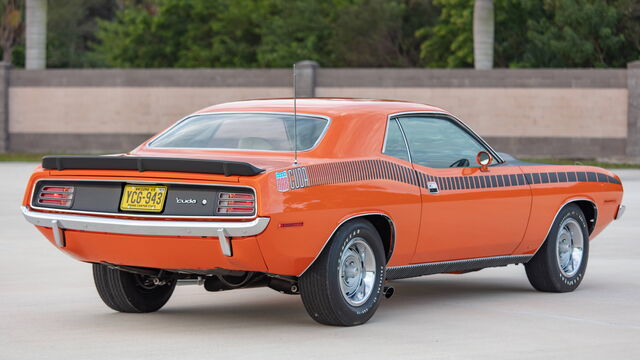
{"left": 1, "top": 0, "right": 639, "bottom": 68}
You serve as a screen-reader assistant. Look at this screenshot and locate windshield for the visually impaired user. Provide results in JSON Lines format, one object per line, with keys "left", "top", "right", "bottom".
{"left": 149, "top": 113, "right": 329, "bottom": 151}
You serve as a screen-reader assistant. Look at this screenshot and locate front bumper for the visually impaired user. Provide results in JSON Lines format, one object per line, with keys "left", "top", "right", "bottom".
{"left": 21, "top": 206, "right": 270, "bottom": 257}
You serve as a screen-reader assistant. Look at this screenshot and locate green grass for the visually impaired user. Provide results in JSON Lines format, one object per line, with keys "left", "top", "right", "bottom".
{"left": 0, "top": 153, "right": 87, "bottom": 162}
{"left": 522, "top": 158, "right": 640, "bottom": 169}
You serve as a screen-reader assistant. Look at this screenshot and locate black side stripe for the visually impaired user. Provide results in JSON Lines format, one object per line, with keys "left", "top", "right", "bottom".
{"left": 282, "top": 159, "right": 621, "bottom": 192}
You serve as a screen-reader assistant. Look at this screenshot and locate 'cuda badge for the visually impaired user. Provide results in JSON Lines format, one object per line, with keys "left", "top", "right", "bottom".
{"left": 276, "top": 171, "right": 290, "bottom": 192}
{"left": 176, "top": 198, "right": 197, "bottom": 204}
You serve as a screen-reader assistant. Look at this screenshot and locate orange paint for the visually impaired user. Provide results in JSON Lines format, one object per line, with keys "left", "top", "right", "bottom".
{"left": 22, "top": 99, "right": 624, "bottom": 277}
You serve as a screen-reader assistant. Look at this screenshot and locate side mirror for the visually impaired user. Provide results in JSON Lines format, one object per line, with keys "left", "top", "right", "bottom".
{"left": 476, "top": 151, "right": 492, "bottom": 172}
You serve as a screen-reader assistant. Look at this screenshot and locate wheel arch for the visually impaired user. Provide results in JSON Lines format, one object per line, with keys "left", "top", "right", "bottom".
{"left": 531, "top": 198, "right": 597, "bottom": 257}
{"left": 542, "top": 198, "right": 598, "bottom": 243}
{"left": 297, "top": 213, "right": 396, "bottom": 277}
{"left": 573, "top": 200, "right": 597, "bottom": 235}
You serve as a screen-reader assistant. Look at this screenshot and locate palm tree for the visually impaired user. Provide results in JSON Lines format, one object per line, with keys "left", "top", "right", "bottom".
{"left": 0, "top": 0, "right": 24, "bottom": 64}
{"left": 25, "top": 0, "right": 46, "bottom": 69}
{"left": 473, "top": 0, "right": 494, "bottom": 69}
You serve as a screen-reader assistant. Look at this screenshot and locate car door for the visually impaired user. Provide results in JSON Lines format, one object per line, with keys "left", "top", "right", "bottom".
{"left": 393, "top": 114, "right": 532, "bottom": 263}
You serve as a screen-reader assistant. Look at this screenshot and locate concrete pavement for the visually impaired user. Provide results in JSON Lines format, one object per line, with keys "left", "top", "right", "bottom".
{"left": 1, "top": 163, "right": 638, "bottom": 359}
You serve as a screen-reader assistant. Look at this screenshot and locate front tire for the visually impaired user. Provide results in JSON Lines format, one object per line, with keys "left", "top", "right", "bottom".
{"left": 93, "top": 264, "right": 176, "bottom": 313}
{"left": 299, "top": 219, "right": 386, "bottom": 326}
{"left": 525, "top": 204, "right": 590, "bottom": 292}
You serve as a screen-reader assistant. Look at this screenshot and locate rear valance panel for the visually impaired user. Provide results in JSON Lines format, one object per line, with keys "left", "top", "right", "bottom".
{"left": 42, "top": 156, "right": 265, "bottom": 177}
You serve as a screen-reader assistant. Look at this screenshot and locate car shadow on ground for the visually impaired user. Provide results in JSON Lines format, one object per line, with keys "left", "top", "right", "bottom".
{"left": 90, "top": 274, "right": 535, "bottom": 329}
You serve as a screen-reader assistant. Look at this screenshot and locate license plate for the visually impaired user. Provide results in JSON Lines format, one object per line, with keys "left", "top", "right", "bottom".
{"left": 120, "top": 185, "right": 167, "bottom": 212}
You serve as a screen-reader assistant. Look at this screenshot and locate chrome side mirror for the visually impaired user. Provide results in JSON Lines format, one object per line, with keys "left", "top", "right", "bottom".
{"left": 476, "top": 151, "right": 492, "bottom": 172}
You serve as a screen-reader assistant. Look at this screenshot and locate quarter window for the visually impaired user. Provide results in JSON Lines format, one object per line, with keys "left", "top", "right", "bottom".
{"left": 382, "top": 118, "right": 410, "bottom": 162}
{"left": 397, "top": 116, "right": 490, "bottom": 169}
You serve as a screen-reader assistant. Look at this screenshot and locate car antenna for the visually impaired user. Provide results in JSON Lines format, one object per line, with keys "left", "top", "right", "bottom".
{"left": 293, "top": 63, "right": 298, "bottom": 166}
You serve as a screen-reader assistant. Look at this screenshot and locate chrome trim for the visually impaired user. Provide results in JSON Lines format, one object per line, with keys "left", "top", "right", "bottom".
{"left": 388, "top": 111, "right": 504, "bottom": 165}
{"left": 145, "top": 111, "right": 332, "bottom": 153}
{"left": 533, "top": 198, "right": 598, "bottom": 255}
{"left": 22, "top": 205, "right": 270, "bottom": 243}
{"left": 297, "top": 213, "right": 396, "bottom": 277}
{"left": 30, "top": 178, "right": 258, "bottom": 220}
{"left": 386, "top": 254, "right": 532, "bottom": 280}
{"left": 615, "top": 205, "right": 625, "bottom": 220}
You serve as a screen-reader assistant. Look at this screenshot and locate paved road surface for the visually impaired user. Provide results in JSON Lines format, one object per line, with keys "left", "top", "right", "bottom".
{"left": 1, "top": 163, "right": 638, "bottom": 359}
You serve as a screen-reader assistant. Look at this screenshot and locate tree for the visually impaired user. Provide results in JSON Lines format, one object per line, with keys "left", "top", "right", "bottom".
{"left": 521, "top": 0, "right": 636, "bottom": 68}
{"left": 91, "top": 0, "right": 439, "bottom": 68}
{"left": 419, "top": 0, "right": 640, "bottom": 68}
{"left": 25, "top": 0, "right": 46, "bottom": 69}
{"left": 418, "top": 0, "right": 474, "bottom": 67}
{"left": 472, "top": 0, "right": 493, "bottom": 69}
{"left": 47, "top": 0, "right": 118, "bottom": 68}
{"left": 0, "top": 0, "right": 24, "bottom": 64}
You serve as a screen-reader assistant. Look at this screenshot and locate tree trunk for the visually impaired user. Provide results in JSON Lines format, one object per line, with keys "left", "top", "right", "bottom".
{"left": 2, "top": 46, "right": 12, "bottom": 64}
{"left": 25, "top": 0, "right": 47, "bottom": 69}
{"left": 473, "top": 0, "right": 494, "bottom": 70}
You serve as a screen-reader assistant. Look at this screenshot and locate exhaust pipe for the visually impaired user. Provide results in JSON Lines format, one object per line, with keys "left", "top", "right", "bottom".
{"left": 383, "top": 286, "right": 395, "bottom": 299}
{"left": 177, "top": 277, "right": 205, "bottom": 286}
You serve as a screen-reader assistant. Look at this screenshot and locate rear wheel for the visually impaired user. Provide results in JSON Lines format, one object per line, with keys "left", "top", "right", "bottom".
{"left": 299, "top": 219, "right": 386, "bottom": 326}
{"left": 525, "top": 204, "right": 590, "bottom": 292}
{"left": 93, "top": 264, "right": 176, "bottom": 313}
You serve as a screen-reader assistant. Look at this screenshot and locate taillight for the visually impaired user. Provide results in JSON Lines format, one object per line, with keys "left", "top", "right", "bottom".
{"left": 37, "top": 186, "right": 74, "bottom": 208}
{"left": 217, "top": 192, "right": 255, "bottom": 215}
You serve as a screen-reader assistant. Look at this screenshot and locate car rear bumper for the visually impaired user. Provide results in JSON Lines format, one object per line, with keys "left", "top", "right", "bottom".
{"left": 21, "top": 206, "right": 270, "bottom": 266}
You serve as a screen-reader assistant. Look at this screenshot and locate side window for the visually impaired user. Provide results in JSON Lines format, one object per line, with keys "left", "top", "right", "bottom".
{"left": 397, "top": 116, "right": 489, "bottom": 169}
{"left": 382, "top": 118, "right": 410, "bottom": 162}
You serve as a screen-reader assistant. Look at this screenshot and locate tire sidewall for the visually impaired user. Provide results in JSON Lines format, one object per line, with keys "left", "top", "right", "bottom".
{"left": 545, "top": 205, "right": 590, "bottom": 291}
{"left": 326, "top": 220, "right": 386, "bottom": 325}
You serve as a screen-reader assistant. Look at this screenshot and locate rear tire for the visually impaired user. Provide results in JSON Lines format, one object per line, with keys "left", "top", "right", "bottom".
{"left": 93, "top": 264, "right": 176, "bottom": 313}
{"left": 299, "top": 219, "right": 386, "bottom": 326}
{"left": 525, "top": 204, "right": 589, "bottom": 292}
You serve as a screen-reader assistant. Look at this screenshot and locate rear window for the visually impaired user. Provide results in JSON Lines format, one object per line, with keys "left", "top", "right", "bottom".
{"left": 149, "top": 113, "right": 329, "bottom": 151}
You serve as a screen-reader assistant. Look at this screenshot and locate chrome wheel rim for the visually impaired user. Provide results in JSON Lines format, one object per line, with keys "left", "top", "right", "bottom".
{"left": 338, "top": 237, "right": 376, "bottom": 306}
{"left": 556, "top": 218, "right": 584, "bottom": 277}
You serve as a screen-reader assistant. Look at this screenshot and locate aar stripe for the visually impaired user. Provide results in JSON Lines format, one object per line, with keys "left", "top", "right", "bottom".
{"left": 287, "top": 159, "right": 621, "bottom": 192}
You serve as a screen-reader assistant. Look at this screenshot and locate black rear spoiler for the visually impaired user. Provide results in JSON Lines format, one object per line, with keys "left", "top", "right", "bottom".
{"left": 42, "top": 156, "right": 265, "bottom": 177}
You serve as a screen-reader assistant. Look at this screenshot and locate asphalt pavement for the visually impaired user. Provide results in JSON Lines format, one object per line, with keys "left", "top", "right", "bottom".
{"left": 1, "top": 163, "right": 638, "bottom": 359}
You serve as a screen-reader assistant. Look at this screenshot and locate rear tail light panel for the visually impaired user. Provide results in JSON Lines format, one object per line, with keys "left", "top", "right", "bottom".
{"left": 37, "top": 185, "right": 75, "bottom": 208}
{"left": 31, "top": 180, "right": 257, "bottom": 218}
{"left": 216, "top": 192, "right": 256, "bottom": 216}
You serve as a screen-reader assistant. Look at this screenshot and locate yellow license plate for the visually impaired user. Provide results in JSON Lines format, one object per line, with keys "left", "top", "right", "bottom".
{"left": 120, "top": 185, "right": 167, "bottom": 212}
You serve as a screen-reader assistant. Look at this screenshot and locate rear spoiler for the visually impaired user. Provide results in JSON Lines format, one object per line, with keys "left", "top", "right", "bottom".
{"left": 42, "top": 156, "right": 265, "bottom": 177}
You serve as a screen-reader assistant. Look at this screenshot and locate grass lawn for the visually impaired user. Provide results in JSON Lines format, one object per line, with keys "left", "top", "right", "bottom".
{"left": 522, "top": 158, "right": 640, "bottom": 169}
{"left": 0, "top": 153, "right": 88, "bottom": 162}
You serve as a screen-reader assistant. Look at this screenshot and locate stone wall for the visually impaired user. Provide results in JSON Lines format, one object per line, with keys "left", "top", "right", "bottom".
{"left": 1, "top": 61, "right": 638, "bottom": 160}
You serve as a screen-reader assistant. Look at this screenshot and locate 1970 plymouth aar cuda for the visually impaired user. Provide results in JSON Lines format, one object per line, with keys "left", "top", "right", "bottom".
{"left": 22, "top": 98, "right": 624, "bottom": 326}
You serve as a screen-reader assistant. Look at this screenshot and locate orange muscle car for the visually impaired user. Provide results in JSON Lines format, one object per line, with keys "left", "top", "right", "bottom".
{"left": 22, "top": 99, "right": 625, "bottom": 326}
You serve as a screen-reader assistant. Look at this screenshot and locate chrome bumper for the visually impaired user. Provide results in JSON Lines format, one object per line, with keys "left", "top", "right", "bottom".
{"left": 615, "top": 205, "right": 625, "bottom": 220}
{"left": 21, "top": 206, "right": 270, "bottom": 257}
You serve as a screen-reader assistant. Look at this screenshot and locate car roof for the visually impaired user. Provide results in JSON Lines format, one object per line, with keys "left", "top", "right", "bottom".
{"left": 194, "top": 98, "right": 451, "bottom": 118}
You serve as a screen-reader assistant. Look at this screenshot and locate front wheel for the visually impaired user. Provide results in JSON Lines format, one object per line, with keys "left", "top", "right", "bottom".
{"left": 299, "top": 219, "right": 386, "bottom": 326}
{"left": 93, "top": 264, "right": 176, "bottom": 313}
{"left": 525, "top": 204, "right": 590, "bottom": 292}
